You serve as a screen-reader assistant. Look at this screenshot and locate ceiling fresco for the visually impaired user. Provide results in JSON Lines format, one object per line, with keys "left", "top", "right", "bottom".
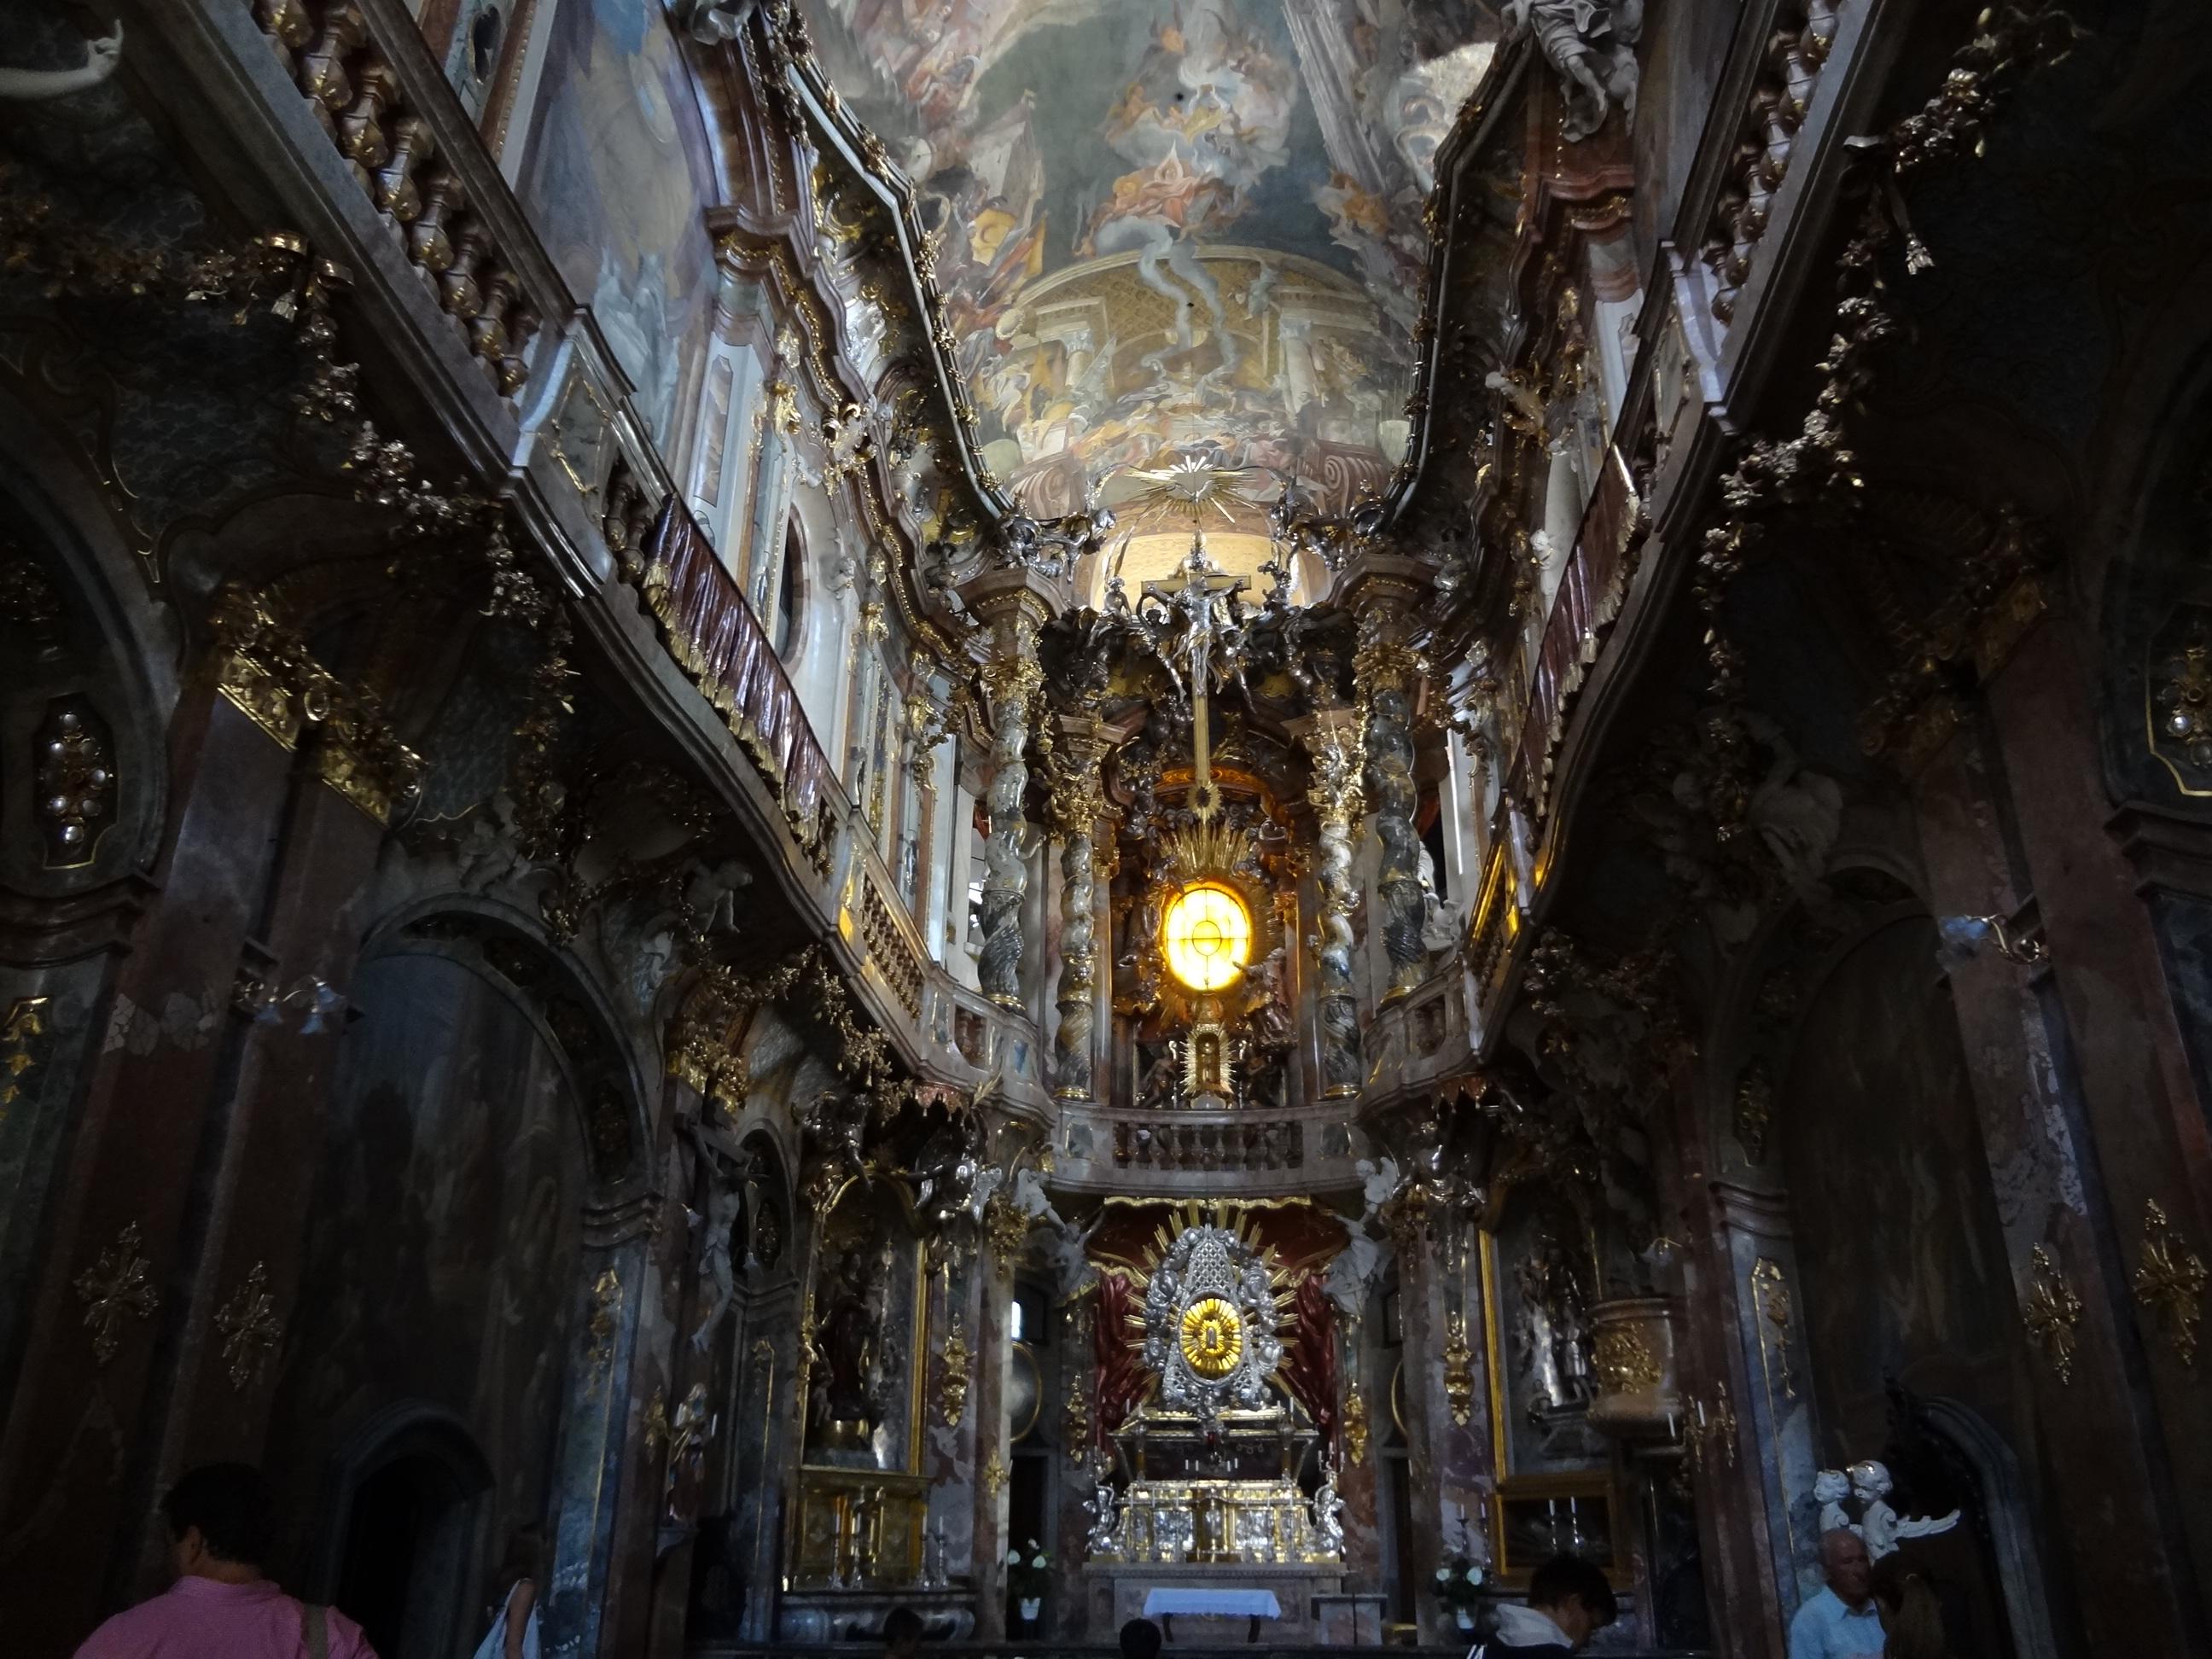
{"left": 810, "top": 0, "right": 1500, "bottom": 521}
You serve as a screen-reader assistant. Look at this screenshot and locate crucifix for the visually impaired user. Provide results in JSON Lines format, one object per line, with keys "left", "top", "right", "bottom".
{"left": 1143, "top": 533, "right": 1247, "bottom": 823}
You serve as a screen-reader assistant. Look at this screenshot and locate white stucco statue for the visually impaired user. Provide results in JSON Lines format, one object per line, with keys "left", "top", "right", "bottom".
{"left": 1502, "top": 1, "right": 1642, "bottom": 143}
{"left": 1848, "top": 1460, "right": 1959, "bottom": 1559}
{"left": 1814, "top": 1468, "right": 1854, "bottom": 1539}
{"left": 0, "top": 26, "right": 121, "bottom": 102}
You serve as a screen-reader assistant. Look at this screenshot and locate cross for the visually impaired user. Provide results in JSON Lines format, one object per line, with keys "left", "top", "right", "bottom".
{"left": 1143, "top": 534, "right": 1247, "bottom": 822}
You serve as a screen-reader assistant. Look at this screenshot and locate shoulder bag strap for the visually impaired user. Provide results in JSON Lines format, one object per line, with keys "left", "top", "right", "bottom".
{"left": 301, "top": 1601, "right": 329, "bottom": 1659}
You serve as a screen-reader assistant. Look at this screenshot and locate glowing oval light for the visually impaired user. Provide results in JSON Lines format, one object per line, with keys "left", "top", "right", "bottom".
{"left": 1161, "top": 882, "right": 1253, "bottom": 992}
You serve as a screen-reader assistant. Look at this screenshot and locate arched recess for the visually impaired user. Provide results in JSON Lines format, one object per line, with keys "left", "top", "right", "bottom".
{"left": 1752, "top": 898, "right": 2069, "bottom": 1658}
{"left": 2094, "top": 371, "right": 2212, "bottom": 1106}
{"left": 264, "top": 901, "right": 653, "bottom": 1644}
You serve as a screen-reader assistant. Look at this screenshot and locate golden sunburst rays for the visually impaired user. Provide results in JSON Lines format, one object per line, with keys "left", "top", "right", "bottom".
{"left": 1118, "top": 457, "right": 1274, "bottom": 527}
{"left": 1122, "top": 1201, "right": 1295, "bottom": 1339}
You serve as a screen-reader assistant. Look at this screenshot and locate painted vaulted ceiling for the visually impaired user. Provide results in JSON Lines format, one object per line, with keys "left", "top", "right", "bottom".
{"left": 807, "top": 0, "right": 1501, "bottom": 527}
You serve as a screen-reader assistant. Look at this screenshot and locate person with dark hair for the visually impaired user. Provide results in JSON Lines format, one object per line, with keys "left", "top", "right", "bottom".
{"left": 471, "top": 1526, "right": 544, "bottom": 1659}
{"left": 1483, "top": 1554, "right": 1617, "bottom": 1656}
{"left": 74, "top": 1463, "right": 377, "bottom": 1657}
{"left": 882, "top": 1605, "right": 925, "bottom": 1659}
{"left": 1868, "top": 1554, "right": 1952, "bottom": 1659}
{"left": 1121, "top": 1615, "right": 1165, "bottom": 1659}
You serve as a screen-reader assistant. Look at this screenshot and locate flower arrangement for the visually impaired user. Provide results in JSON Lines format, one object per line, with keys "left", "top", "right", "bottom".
{"left": 1007, "top": 1540, "right": 1051, "bottom": 1601}
{"left": 1435, "top": 1557, "right": 1486, "bottom": 1616}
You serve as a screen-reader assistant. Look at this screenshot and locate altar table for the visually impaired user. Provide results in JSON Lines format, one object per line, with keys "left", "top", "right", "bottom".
{"left": 1142, "top": 1589, "right": 1284, "bottom": 1619}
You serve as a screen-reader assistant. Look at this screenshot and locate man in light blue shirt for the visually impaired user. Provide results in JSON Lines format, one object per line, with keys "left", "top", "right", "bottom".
{"left": 1788, "top": 1529, "right": 1885, "bottom": 1659}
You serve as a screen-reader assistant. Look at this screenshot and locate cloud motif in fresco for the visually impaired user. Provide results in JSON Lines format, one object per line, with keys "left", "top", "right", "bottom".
{"left": 812, "top": 0, "right": 1500, "bottom": 498}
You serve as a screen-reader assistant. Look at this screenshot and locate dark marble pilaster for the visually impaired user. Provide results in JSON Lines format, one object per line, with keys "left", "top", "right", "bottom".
{"left": 1913, "top": 696, "right": 2205, "bottom": 1655}
{"left": 0, "top": 683, "right": 294, "bottom": 1650}
{"left": 542, "top": 1209, "right": 655, "bottom": 1658}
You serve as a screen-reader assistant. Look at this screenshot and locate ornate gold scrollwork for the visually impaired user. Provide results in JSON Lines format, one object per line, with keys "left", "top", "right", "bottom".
{"left": 1063, "top": 1373, "right": 1091, "bottom": 1465}
{"left": 207, "top": 585, "right": 424, "bottom": 823}
{"left": 981, "top": 1452, "right": 1009, "bottom": 1499}
{"left": 2133, "top": 1200, "right": 2207, "bottom": 1370}
{"left": 984, "top": 1190, "right": 1029, "bottom": 1277}
{"left": 1342, "top": 1384, "right": 1371, "bottom": 1464}
{"left": 1592, "top": 1324, "right": 1662, "bottom": 1393}
{"left": 939, "top": 1315, "right": 972, "bottom": 1428}
{"left": 1, "top": 996, "right": 50, "bottom": 1115}
{"left": 1442, "top": 1312, "right": 1476, "bottom": 1426}
{"left": 2022, "top": 1243, "right": 2082, "bottom": 1385}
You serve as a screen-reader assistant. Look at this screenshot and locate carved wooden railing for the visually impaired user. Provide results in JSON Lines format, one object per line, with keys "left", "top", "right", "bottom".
{"left": 244, "top": 0, "right": 546, "bottom": 398}
{"left": 1505, "top": 447, "right": 1645, "bottom": 827}
{"left": 631, "top": 499, "right": 835, "bottom": 854}
{"left": 859, "top": 862, "right": 925, "bottom": 1019}
{"left": 1699, "top": 1, "right": 1842, "bottom": 323}
{"left": 1112, "top": 1117, "right": 1306, "bottom": 1174}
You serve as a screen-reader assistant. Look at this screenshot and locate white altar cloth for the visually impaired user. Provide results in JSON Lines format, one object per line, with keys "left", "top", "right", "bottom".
{"left": 1142, "top": 1588, "right": 1283, "bottom": 1619}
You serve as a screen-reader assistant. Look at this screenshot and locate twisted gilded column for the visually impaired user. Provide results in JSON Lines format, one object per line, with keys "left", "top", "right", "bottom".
{"left": 1047, "top": 719, "right": 1109, "bottom": 1099}
{"left": 971, "top": 594, "right": 1045, "bottom": 1008}
{"left": 1301, "top": 711, "right": 1365, "bottom": 1098}
{"left": 1356, "top": 613, "right": 1429, "bottom": 1003}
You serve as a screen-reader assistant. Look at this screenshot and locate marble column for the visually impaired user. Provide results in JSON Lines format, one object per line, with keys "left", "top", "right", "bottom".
{"left": 542, "top": 1207, "right": 657, "bottom": 1658}
{"left": 1356, "top": 628, "right": 1429, "bottom": 1004}
{"left": 1334, "top": 1308, "right": 1386, "bottom": 1596}
{"left": 1299, "top": 712, "right": 1365, "bottom": 1097}
{"left": 1706, "top": 1187, "right": 1825, "bottom": 1623}
{"left": 1047, "top": 719, "right": 1109, "bottom": 1101}
{"left": 972, "top": 1222, "right": 1016, "bottom": 1640}
{"left": 964, "top": 591, "right": 1047, "bottom": 1010}
{"left": 1389, "top": 1198, "right": 1494, "bottom": 1642}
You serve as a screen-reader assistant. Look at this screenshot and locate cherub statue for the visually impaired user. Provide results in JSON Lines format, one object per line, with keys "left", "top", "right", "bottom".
{"left": 1848, "top": 1459, "right": 1959, "bottom": 1559}
{"left": 1311, "top": 1473, "right": 1347, "bottom": 1557}
{"left": 1814, "top": 1468, "right": 1853, "bottom": 1538}
{"left": 1084, "top": 1461, "right": 1122, "bottom": 1557}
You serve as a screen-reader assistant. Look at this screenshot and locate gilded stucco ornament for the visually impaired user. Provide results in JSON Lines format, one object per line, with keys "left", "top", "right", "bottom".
{"left": 1442, "top": 1312, "right": 1476, "bottom": 1426}
{"left": 2133, "top": 1199, "right": 2207, "bottom": 1370}
{"left": 73, "top": 1222, "right": 158, "bottom": 1366}
{"left": 1341, "top": 1385, "right": 1371, "bottom": 1464}
{"left": 938, "top": 1315, "right": 971, "bottom": 1427}
{"left": 214, "top": 1261, "right": 282, "bottom": 1392}
{"left": 2022, "top": 1243, "right": 2082, "bottom": 1385}
{"left": 1, "top": 996, "right": 50, "bottom": 1114}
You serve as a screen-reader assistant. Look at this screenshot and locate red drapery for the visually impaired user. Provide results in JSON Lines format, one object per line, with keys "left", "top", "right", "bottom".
{"left": 1276, "top": 1272, "right": 1339, "bottom": 1454}
{"left": 1092, "top": 1271, "right": 1149, "bottom": 1455}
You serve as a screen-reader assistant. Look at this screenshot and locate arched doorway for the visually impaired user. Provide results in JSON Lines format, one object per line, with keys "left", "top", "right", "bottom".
{"left": 264, "top": 925, "right": 633, "bottom": 1650}
{"left": 326, "top": 1406, "right": 494, "bottom": 1659}
{"left": 1776, "top": 911, "right": 2066, "bottom": 1659}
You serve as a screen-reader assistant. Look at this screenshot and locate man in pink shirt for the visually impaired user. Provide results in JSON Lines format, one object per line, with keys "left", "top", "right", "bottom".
{"left": 73, "top": 1463, "right": 378, "bottom": 1658}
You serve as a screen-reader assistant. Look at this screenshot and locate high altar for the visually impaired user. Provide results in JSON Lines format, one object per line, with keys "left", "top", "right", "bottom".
{"left": 1080, "top": 1210, "right": 1348, "bottom": 1640}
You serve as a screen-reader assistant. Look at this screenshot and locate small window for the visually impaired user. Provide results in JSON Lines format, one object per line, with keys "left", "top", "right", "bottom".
{"left": 775, "top": 520, "right": 801, "bottom": 656}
